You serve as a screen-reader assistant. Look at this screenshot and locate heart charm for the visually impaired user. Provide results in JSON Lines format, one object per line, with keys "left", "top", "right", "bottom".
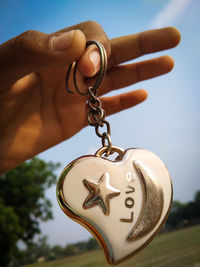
{"left": 57, "top": 146, "right": 172, "bottom": 265}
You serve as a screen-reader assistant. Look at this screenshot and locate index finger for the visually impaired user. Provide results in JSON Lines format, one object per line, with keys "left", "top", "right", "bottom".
{"left": 108, "top": 27, "right": 181, "bottom": 68}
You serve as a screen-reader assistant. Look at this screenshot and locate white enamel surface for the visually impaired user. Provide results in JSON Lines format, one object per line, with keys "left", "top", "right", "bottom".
{"left": 61, "top": 149, "right": 172, "bottom": 263}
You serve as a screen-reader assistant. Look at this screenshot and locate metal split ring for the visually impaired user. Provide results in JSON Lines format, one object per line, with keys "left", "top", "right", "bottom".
{"left": 95, "top": 145, "right": 125, "bottom": 161}
{"left": 66, "top": 40, "right": 107, "bottom": 96}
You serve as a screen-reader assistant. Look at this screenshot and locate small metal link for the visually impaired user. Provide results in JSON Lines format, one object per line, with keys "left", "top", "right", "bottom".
{"left": 101, "top": 132, "right": 112, "bottom": 156}
{"left": 87, "top": 108, "right": 105, "bottom": 126}
{"left": 87, "top": 87, "right": 102, "bottom": 112}
{"left": 95, "top": 146, "right": 124, "bottom": 161}
{"left": 65, "top": 40, "right": 112, "bottom": 156}
{"left": 87, "top": 98, "right": 101, "bottom": 111}
{"left": 88, "top": 86, "right": 98, "bottom": 98}
{"left": 95, "top": 120, "right": 111, "bottom": 138}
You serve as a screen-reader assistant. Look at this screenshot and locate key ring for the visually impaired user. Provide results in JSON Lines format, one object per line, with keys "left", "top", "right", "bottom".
{"left": 65, "top": 39, "right": 112, "bottom": 157}
{"left": 66, "top": 40, "right": 107, "bottom": 96}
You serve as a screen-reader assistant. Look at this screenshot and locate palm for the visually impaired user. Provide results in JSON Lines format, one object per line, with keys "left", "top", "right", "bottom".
{"left": 37, "top": 67, "right": 88, "bottom": 139}
{"left": 2, "top": 66, "right": 88, "bottom": 159}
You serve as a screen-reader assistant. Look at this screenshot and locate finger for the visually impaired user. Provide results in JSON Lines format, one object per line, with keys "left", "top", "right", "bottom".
{"left": 100, "top": 89, "right": 148, "bottom": 116}
{"left": 0, "top": 29, "right": 86, "bottom": 88}
{"left": 108, "top": 27, "right": 181, "bottom": 68}
{"left": 97, "top": 55, "right": 174, "bottom": 95}
{"left": 55, "top": 21, "right": 110, "bottom": 77}
{"left": 78, "top": 45, "right": 101, "bottom": 77}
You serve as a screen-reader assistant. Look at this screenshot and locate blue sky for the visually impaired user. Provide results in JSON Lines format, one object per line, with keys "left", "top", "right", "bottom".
{"left": 1, "top": 0, "right": 199, "bottom": 246}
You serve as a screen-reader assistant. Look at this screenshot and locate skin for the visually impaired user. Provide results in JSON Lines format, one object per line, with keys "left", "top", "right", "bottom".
{"left": 0, "top": 21, "right": 181, "bottom": 174}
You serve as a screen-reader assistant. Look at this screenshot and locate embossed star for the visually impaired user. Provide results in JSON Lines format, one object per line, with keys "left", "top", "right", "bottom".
{"left": 83, "top": 172, "right": 120, "bottom": 215}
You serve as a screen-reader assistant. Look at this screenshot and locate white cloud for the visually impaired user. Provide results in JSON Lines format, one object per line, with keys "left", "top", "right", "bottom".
{"left": 151, "top": 0, "right": 192, "bottom": 28}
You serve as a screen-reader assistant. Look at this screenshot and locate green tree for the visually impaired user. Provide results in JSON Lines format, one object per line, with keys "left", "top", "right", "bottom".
{"left": 74, "top": 241, "right": 88, "bottom": 253}
{"left": 0, "top": 203, "right": 22, "bottom": 266}
{"left": 185, "top": 190, "right": 200, "bottom": 225}
{"left": 166, "top": 191, "right": 200, "bottom": 230}
{"left": 13, "top": 236, "right": 52, "bottom": 266}
{"left": 194, "top": 190, "right": 200, "bottom": 202}
{"left": 167, "top": 201, "right": 187, "bottom": 228}
{"left": 86, "top": 237, "right": 100, "bottom": 251}
{"left": 63, "top": 244, "right": 78, "bottom": 256}
{"left": 51, "top": 244, "right": 64, "bottom": 260}
{"left": 0, "top": 158, "right": 59, "bottom": 266}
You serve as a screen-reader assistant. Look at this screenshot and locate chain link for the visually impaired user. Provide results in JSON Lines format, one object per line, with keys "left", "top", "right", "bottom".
{"left": 87, "top": 87, "right": 112, "bottom": 155}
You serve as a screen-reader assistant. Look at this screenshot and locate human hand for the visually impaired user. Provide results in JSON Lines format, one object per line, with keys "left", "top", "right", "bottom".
{"left": 0, "top": 21, "right": 180, "bottom": 174}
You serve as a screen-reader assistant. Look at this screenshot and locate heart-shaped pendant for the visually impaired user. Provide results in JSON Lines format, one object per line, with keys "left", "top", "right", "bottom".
{"left": 57, "top": 146, "right": 172, "bottom": 265}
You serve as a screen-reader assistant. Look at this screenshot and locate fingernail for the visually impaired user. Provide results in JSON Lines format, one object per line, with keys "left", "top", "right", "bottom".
{"left": 50, "top": 30, "right": 74, "bottom": 51}
{"left": 88, "top": 50, "right": 100, "bottom": 75}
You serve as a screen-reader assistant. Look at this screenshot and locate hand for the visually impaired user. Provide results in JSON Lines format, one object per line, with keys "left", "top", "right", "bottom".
{"left": 0, "top": 21, "right": 181, "bottom": 174}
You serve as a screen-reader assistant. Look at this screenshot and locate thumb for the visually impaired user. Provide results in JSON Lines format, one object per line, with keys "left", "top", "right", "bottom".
{"left": 0, "top": 29, "right": 86, "bottom": 88}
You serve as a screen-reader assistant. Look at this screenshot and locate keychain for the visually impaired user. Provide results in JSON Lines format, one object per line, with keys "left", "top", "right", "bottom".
{"left": 57, "top": 40, "right": 172, "bottom": 265}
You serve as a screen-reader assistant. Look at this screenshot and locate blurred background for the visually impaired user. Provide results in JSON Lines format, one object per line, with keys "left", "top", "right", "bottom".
{"left": 0, "top": 0, "right": 199, "bottom": 257}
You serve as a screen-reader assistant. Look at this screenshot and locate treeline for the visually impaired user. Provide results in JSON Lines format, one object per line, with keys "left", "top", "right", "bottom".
{"left": 165, "top": 190, "right": 200, "bottom": 230}
{"left": 13, "top": 236, "right": 100, "bottom": 266}
{"left": 13, "top": 190, "right": 200, "bottom": 266}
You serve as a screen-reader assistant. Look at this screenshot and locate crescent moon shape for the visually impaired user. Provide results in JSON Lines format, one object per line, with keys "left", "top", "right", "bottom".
{"left": 127, "top": 160, "right": 164, "bottom": 241}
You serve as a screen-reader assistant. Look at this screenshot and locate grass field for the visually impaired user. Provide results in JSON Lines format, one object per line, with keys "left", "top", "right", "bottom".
{"left": 25, "top": 225, "right": 200, "bottom": 267}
